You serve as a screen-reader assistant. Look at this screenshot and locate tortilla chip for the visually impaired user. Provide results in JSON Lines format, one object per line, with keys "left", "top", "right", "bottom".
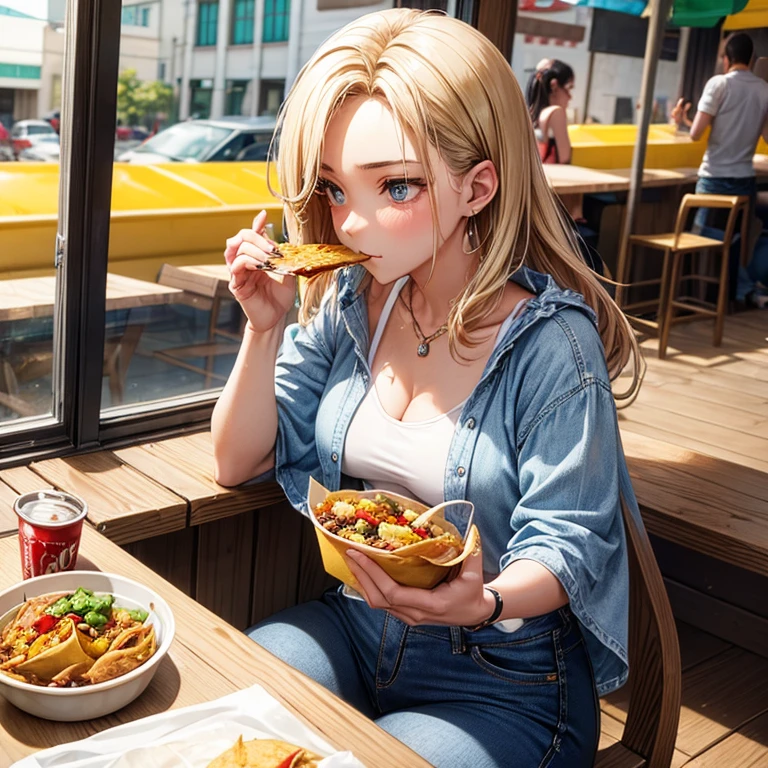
{"left": 15, "top": 619, "right": 94, "bottom": 682}
{"left": 260, "top": 243, "right": 370, "bottom": 277}
{"left": 206, "top": 736, "right": 321, "bottom": 768}
{"left": 84, "top": 625, "right": 156, "bottom": 685}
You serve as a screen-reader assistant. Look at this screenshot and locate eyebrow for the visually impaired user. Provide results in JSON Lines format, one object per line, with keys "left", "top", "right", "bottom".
{"left": 321, "top": 160, "right": 422, "bottom": 172}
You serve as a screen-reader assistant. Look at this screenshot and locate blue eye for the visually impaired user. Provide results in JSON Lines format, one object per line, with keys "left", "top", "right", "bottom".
{"left": 389, "top": 183, "right": 409, "bottom": 202}
{"left": 316, "top": 178, "right": 346, "bottom": 206}
{"left": 328, "top": 184, "right": 346, "bottom": 205}
{"left": 382, "top": 178, "right": 425, "bottom": 204}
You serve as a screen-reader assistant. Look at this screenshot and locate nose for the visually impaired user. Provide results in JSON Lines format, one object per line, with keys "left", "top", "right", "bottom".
{"left": 339, "top": 210, "right": 368, "bottom": 237}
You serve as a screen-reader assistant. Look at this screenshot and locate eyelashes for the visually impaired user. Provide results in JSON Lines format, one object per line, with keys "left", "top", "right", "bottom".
{"left": 315, "top": 176, "right": 427, "bottom": 205}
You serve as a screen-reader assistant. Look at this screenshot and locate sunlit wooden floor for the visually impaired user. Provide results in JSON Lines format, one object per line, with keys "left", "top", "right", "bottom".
{"left": 606, "top": 309, "right": 768, "bottom": 766}
{"left": 599, "top": 620, "right": 768, "bottom": 767}
{"left": 617, "top": 310, "right": 768, "bottom": 475}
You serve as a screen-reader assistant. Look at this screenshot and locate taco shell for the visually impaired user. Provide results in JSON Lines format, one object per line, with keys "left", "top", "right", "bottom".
{"left": 308, "top": 477, "right": 480, "bottom": 590}
{"left": 15, "top": 618, "right": 94, "bottom": 682}
{"left": 206, "top": 735, "right": 321, "bottom": 767}
{"left": 85, "top": 624, "right": 156, "bottom": 685}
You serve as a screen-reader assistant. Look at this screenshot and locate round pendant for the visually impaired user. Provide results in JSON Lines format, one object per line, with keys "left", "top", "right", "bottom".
{"left": 417, "top": 342, "right": 430, "bottom": 357}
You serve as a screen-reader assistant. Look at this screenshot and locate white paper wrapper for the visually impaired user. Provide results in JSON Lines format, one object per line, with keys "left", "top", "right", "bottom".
{"left": 12, "top": 685, "right": 366, "bottom": 768}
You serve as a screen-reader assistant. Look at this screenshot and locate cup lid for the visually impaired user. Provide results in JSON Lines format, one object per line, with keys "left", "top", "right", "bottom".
{"left": 14, "top": 490, "right": 88, "bottom": 528}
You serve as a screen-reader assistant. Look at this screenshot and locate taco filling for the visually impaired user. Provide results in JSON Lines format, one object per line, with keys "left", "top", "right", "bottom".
{"left": 314, "top": 494, "right": 461, "bottom": 551}
{"left": 0, "top": 587, "right": 155, "bottom": 687}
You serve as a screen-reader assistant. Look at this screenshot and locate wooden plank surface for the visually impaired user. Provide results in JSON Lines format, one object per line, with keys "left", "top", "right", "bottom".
{"left": 620, "top": 431, "right": 768, "bottom": 577}
{"left": 618, "top": 311, "right": 768, "bottom": 477}
{"left": 251, "top": 500, "right": 304, "bottom": 626}
{"left": 27, "top": 453, "right": 188, "bottom": 544}
{"left": 603, "top": 644, "right": 768, "bottom": 760}
{"left": 122, "top": 527, "right": 197, "bottom": 597}
{"left": 683, "top": 710, "right": 768, "bottom": 767}
{"left": 158, "top": 263, "right": 230, "bottom": 298}
{"left": 115, "top": 431, "right": 286, "bottom": 527}
{"left": 0, "top": 273, "right": 182, "bottom": 322}
{"left": 0, "top": 481, "right": 19, "bottom": 537}
{"left": 0, "top": 526, "right": 430, "bottom": 768}
{"left": 0, "top": 468, "right": 55, "bottom": 538}
{"left": 196, "top": 510, "right": 255, "bottom": 630}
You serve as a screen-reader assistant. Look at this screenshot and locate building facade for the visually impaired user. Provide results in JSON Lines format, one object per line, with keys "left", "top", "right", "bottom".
{"left": 160, "top": 0, "right": 390, "bottom": 121}
{"left": 0, "top": 7, "right": 46, "bottom": 129}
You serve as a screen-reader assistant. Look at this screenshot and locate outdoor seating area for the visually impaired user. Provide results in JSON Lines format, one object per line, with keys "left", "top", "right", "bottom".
{"left": 3, "top": 0, "right": 768, "bottom": 765}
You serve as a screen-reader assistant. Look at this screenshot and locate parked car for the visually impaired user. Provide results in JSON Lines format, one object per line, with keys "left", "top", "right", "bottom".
{"left": 117, "top": 116, "right": 276, "bottom": 164}
{"left": 18, "top": 134, "right": 60, "bottom": 162}
{"left": 11, "top": 120, "right": 58, "bottom": 159}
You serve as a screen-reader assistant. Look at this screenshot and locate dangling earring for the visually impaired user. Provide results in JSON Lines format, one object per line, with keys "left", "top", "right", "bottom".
{"left": 462, "top": 211, "right": 490, "bottom": 255}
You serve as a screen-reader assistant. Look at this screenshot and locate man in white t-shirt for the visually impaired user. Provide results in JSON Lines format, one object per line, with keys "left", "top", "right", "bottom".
{"left": 671, "top": 33, "right": 768, "bottom": 307}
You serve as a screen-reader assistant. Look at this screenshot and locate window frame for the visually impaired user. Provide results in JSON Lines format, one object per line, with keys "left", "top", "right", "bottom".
{"left": 262, "top": 0, "right": 290, "bottom": 44}
{"left": 196, "top": 0, "right": 220, "bottom": 47}
{"left": 0, "top": 0, "right": 215, "bottom": 469}
{"left": 231, "top": 0, "right": 255, "bottom": 45}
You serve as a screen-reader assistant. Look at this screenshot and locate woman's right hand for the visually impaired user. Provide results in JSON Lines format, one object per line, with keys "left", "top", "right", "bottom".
{"left": 224, "top": 210, "right": 297, "bottom": 333}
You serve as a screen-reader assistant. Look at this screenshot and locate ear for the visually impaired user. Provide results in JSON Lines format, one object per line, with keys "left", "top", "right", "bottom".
{"left": 461, "top": 160, "right": 498, "bottom": 217}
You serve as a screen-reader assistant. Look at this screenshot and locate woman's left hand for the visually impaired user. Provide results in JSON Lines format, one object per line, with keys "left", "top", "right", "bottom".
{"left": 344, "top": 547, "right": 495, "bottom": 627}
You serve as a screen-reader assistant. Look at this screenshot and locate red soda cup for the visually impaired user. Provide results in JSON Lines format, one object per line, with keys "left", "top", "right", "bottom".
{"left": 15, "top": 490, "right": 88, "bottom": 580}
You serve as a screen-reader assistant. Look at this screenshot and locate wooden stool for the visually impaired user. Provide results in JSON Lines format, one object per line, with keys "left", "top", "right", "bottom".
{"left": 618, "top": 193, "right": 749, "bottom": 359}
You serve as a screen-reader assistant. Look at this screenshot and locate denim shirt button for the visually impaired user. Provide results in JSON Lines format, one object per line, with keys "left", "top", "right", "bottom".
{"left": 331, "top": 452, "right": 338, "bottom": 462}
{"left": 456, "top": 466, "right": 466, "bottom": 476}
{"left": 465, "top": 417, "right": 476, "bottom": 429}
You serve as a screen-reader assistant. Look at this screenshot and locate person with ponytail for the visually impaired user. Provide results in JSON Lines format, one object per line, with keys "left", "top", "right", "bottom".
{"left": 213, "top": 10, "right": 645, "bottom": 767}
{"left": 526, "top": 59, "right": 576, "bottom": 165}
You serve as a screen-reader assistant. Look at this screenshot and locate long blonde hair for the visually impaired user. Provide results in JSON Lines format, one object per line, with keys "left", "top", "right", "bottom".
{"left": 273, "top": 8, "right": 643, "bottom": 404}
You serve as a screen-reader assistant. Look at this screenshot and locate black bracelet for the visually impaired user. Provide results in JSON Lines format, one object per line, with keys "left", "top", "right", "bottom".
{"left": 463, "top": 586, "right": 504, "bottom": 632}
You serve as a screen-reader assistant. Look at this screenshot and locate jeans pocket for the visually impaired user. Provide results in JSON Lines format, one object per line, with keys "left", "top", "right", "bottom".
{"left": 470, "top": 640, "right": 559, "bottom": 685}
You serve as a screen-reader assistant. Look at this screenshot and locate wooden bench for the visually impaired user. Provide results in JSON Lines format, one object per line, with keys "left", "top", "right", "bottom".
{"left": 594, "top": 497, "right": 681, "bottom": 768}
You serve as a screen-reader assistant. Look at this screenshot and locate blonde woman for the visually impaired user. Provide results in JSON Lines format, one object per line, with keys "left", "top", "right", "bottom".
{"left": 213, "top": 9, "right": 644, "bottom": 767}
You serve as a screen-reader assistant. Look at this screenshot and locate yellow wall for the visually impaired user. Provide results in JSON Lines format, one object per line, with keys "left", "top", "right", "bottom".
{"left": 0, "top": 163, "right": 283, "bottom": 281}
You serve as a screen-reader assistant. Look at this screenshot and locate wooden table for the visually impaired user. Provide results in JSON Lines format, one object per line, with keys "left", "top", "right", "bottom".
{"left": 543, "top": 164, "right": 699, "bottom": 196}
{"left": 0, "top": 525, "right": 430, "bottom": 767}
{"left": 0, "top": 273, "right": 183, "bottom": 322}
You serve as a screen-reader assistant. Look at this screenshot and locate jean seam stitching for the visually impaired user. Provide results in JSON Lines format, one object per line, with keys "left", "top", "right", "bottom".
{"left": 373, "top": 613, "right": 390, "bottom": 711}
{"left": 376, "top": 617, "right": 409, "bottom": 691}
{"left": 537, "top": 626, "right": 568, "bottom": 767}
{"left": 468, "top": 646, "right": 559, "bottom": 685}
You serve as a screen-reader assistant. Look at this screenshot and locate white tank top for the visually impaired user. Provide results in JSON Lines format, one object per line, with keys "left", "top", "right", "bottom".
{"left": 342, "top": 280, "right": 528, "bottom": 632}
{"left": 343, "top": 278, "right": 524, "bottom": 507}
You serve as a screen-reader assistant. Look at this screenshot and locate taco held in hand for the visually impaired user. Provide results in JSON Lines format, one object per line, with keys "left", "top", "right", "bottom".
{"left": 308, "top": 478, "right": 479, "bottom": 590}
{"left": 0, "top": 587, "right": 156, "bottom": 687}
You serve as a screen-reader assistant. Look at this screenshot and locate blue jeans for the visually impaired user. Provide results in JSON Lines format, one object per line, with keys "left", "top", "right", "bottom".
{"left": 247, "top": 590, "right": 600, "bottom": 767}
{"left": 694, "top": 176, "right": 758, "bottom": 301}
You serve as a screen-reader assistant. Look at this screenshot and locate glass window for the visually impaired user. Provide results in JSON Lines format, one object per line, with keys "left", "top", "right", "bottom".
{"left": 225, "top": 80, "right": 249, "bottom": 115}
{"left": 190, "top": 80, "right": 214, "bottom": 119}
{"left": 232, "top": 0, "right": 255, "bottom": 45}
{"left": 263, "top": 0, "right": 290, "bottom": 44}
{"left": 259, "top": 79, "right": 285, "bottom": 116}
{"left": 197, "top": 1, "right": 219, "bottom": 47}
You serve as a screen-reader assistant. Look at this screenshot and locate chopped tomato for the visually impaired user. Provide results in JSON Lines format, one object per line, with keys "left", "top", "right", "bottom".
{"left": 32, "top": 614, "right": 60, "bottom": 634}
{"left": 355, "top": 510, "right": 379, "bottom": 527}
{"left": 413, "top": 527, "right": 429, "bottom": 539}
{"left": 276, "top": 749, "right": 302, "bottom": 768}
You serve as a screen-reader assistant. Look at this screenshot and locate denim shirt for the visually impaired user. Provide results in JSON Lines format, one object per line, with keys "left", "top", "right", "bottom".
{"left": 273, "top": 264, "right": 641, "bottom": 696}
